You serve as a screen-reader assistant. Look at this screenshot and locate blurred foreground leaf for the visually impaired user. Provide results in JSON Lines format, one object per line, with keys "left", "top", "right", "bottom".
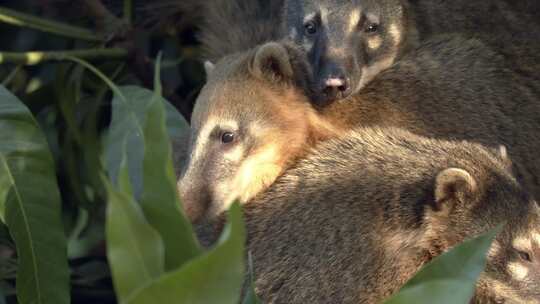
{"left": 0, "top": 86, "right": 69, "bottom": 304}
{"left": 140, "top": 62, "right": 201, "bottom": 270}
{"left": 104, "top": 165, "right": 164, "bottom": 303}
{"left": 125, "top": 203, "right": 246, "bottom": 304}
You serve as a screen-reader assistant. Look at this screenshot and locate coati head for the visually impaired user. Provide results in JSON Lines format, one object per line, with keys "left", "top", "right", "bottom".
{"left": 283, "top": 0, "right": 418, "bottom": 105}
{"left": 422, "top": 149, "right": 540, "bottom": 303}
{"left": 177, "top": 41, "right": 341, "bottom": 223}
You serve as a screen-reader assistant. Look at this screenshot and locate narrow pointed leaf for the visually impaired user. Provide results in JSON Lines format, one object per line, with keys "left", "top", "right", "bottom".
{"left": 104, "top": 165, "right": 165, "bottom": 302}
{"left": 242, "top": 253, "right": 262, "bottom": 304}
{"left": 0, "top": 86, "right": 69, "bottom": 304}
{"left": 125, "top": 203, "right": 246, "bottom": 304}
{"left": 385, "top": 225, "right": 502, "bottom": 304}
{"left": 140, "top": 57, "right": 201, "bottom": 270}
{"left": 103, "top": 85, "right": 189, "bottom": 198}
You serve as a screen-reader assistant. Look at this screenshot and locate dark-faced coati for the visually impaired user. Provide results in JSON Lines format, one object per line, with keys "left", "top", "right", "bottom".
{"left": 282, "top": 0, "right": 540, "bottom": 104}
{"left": 177, "top": 35, "right": 540, "bottom": 222}
{"left": 171, "top": 0, "right": 540, "bottom": 105}
{"left": 198, "top": 127, "right": 540, "bottom": 303}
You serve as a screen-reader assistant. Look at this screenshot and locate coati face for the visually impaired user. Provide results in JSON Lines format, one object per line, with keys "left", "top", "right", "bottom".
{"left": 480, "top": 200, "right": 540, "bottom": 304}
{"left": 283, "top": 0, "right": 413, "bottom": 105}
{"left": 177, "top": 42, "right": 340, "bottom": 223}
{"left": 424, "top": 155, "right": 540, "bottom": 303}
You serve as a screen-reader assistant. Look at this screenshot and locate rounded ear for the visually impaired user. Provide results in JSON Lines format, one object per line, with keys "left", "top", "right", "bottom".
{"left": 204, "top": 60, "right": 215, "bottom": 76}
{"left": 497, "top": 145, "right": 513, "bottom": 172}
{"left": 250, "top": 42, "right": 294, "bottom": 82}
{"left": 434, "top": 168, "right": 478, "bottom": 211}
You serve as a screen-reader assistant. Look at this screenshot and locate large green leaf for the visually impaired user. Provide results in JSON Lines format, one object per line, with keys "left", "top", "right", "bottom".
{"left": 103, "top": 85, "right": 189, "bottom": 198}
{"left": 385, "top": 225, "right": 502, "bottom": 304}
{"left": 139, "top": 60, "right": 201, "bottom": 270}
{"left": 125, "top": 203, "right": 246, "bottom": 304}
{"left": 104, "top": 164, "right": 165, "bottom": 303}
{"left": 0, "top": 86, "right": 70, "bottom": 304}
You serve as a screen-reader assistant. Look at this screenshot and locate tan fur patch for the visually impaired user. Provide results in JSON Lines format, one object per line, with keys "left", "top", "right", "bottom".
{"left": 367, "top": 36, "right": 383, "bottom": 50}
{"left": 347, "top": 9, "right": 361, "bottom": 34}
{"left": 358, "top": 55, "right": 396, "bottom": 90}
{"left": 513, "top": 235, "right": 532, "bottom": 252}
{"left": 507, "top": 262, "right": 529, "bottom": 281}
{"left": 388, "top": 23, "right": 403, "bottom": 45}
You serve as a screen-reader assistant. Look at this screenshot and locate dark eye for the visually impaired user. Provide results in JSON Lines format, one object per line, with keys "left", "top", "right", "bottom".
{"left": 304, "top": 21, "right": 318, "bottom": 35}
{"left": 365, "top": 23, "right": 379, "bottom": 33}
{"left": 517, "top": 250, "right": 532, "bottom": 263}
{"left": 221, "top": 132, "right": 235, "bottom": 144}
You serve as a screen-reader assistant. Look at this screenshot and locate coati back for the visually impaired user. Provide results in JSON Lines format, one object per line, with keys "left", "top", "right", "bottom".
{"left": 320, "top": 34, "right": 540, "bottom": 200}
{"left": 203, "top": 127, "right": 540, "bottom": 303}
{"left": 178, "top": 36, "right": 540, "bottom": 223}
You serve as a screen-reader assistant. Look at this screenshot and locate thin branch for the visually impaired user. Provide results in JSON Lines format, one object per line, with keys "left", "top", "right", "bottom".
{"left": 0, "top": 6, "right": 101, "bottom": 42}
{"left": 123, "top": 0, "right": 133, "bottom": 25}
{"left": 2, "top": 66, "right": 22, "bottom": 86}
{"left": 0, "top": 49, "right": 128, "bottom": 66}
{"left": 81, "top": 0, "right": 127, "bottom": 38}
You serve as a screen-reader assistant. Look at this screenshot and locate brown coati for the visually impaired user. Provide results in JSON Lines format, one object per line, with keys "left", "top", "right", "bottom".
{"left": 199, "top": 127, "right": 540, "bottom": 304}
{"left": 177, "top": 36, "right": 540, "bottom": 222}
{"left": 170, "top": 0, "right": 540, "bottom": 105}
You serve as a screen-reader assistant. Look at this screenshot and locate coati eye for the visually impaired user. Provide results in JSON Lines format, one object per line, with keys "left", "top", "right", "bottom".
{"left": 304, "top": 21, "right": 318, "bottom": 35}
{"left": 221, "top": 132, "right": 235, "bottom": 144}
{"left": 365, "top": 23, "right": 379, "bottom": 33}
{"left": 517, "top": 250, "right": 532, "bottom": 263}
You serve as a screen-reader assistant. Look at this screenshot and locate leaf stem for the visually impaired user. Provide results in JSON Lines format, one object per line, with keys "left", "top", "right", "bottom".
{"left": 0, "top": 49, "right": 128, "bottom": 66}
{"left": 123, "top": 0, "right": 133, "bottom": 24}
{"left": 0, "top": 6, "right": 101, "bottom": 42}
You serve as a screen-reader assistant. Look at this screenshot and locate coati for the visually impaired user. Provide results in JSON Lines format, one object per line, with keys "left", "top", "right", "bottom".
{"left": 199, "top": 127, "right": 540, "bottom": 303}
{"left": 170, "top": 0, "right": 540, "bottom": 105}
{"left": 178, "top": 36, "right": 540, "bottom": 222}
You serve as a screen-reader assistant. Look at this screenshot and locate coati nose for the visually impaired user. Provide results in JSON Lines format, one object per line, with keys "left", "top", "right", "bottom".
{"left": 322, "top": 76, "right": 351, "bottom": 101}
{"left": 177, "top": 180, "right": 211, "bottom": 223}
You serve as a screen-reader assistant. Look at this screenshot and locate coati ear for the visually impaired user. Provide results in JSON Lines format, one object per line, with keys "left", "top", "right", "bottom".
{"left": 250, "top": 42, "right": 294, "bottom": 82}
{"left": 434, "top": 168, "right": 478, "bottom": 211}
{"left": 497, "top": 145, "right": 513, "bottom": 172}
{"left": 204, "top": 60, "right": 215, "bottom": 76}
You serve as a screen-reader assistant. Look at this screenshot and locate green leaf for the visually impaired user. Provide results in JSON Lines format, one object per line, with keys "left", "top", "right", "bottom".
{"left": 125, "top": 203, "right": 246, "bottom": 304}
{"left": 104, "top": 164, "right": 165, "bottom": 303}
{"left": 103, "top": 85, "right": 189, "bottom": 198}
{"left": 0, "top": 86, "right": 70, "bottom": 304}
{"left": 384, "top": 225, "right": 502, "bottom": 304}
{"left": 139, "top": 55, "right": 201, "bottom": 270}
{"left": 103, "top": 165, "right": 164, "bottom": 300}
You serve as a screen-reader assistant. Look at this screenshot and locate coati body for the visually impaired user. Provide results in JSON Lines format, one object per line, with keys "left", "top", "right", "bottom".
{"left": 202, "top": 127, "right": 540, "bottom": 303}
{"left": 178, "top": 36, "right": 540, "bottom": 222}
{"left": 320, "top": 34, "right": 540, "bottom": 201}
{"left": 173, "top": 0, "right": 540, "bottom": 104}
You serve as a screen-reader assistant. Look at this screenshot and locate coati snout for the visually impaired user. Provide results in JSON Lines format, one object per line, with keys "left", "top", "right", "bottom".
{"left": 284, "top": 0, "right": 415, "bottom": 105}
{"left": 177, "top": 42, "right": 341, "bottom": 223}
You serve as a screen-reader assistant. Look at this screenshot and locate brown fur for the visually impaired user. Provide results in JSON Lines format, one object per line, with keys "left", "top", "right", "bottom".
{"left": 170, "top": 0, "right": 540, "bottom": 75}
{"left": 200, "top": 127, "right": 540, "bottom": 303}
{"left": 317, "top": 34, "right": 540, "bottom": 200}
{"left": 178, "top": 35, "right": 540, "bottom": 222}
{"left": 177, "top": 42, "right": 342, "bottom": 222}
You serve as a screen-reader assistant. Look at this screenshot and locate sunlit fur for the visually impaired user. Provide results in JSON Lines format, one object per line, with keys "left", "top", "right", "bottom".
{"left": 178, "top": 42, "right": 342, "bottom": 222}
{"left": 201, "top": 127, "right": 540, "bottom": 303}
